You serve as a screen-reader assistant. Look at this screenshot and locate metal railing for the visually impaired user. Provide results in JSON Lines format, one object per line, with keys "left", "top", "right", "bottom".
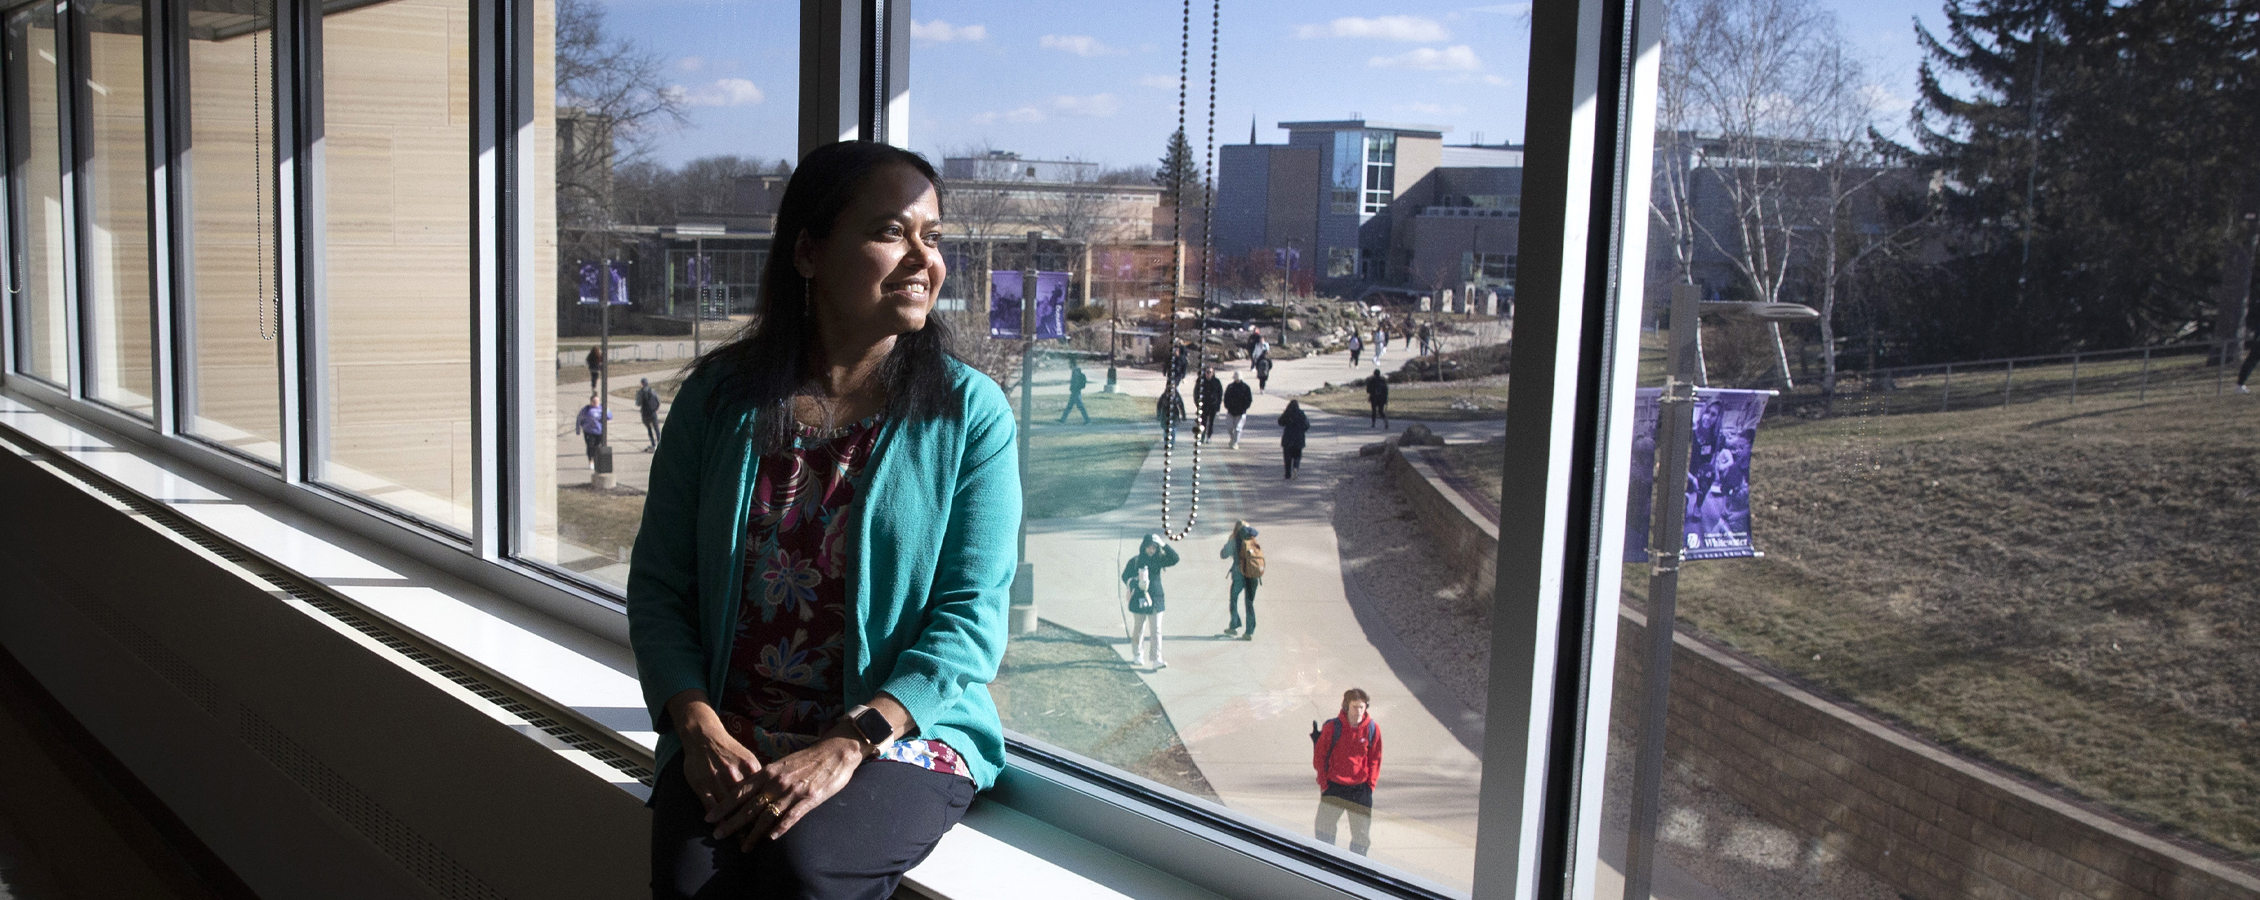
{"left": 1785, "top": 341, "right": 2234, "bottom": 418}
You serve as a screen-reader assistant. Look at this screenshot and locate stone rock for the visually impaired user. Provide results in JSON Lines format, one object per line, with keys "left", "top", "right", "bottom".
{"left": 1398, "top": 423, "right": 1445, "bottom": 447}
{"left": 1360, "top": 440, "right": 1395, "bottom": 457}
{"left": 1286, "top": 317, "right": 1304, "bottom": 331}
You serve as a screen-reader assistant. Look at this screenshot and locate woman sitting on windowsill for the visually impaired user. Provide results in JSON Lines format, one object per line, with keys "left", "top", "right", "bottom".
{"left": 628, "top": 141, "right": 1019, "bottom": 900}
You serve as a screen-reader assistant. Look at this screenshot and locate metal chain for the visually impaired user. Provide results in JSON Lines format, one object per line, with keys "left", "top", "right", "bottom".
{"left": 253, "top": 25, "right": 276, "bottom": 341}
{"left": 1158, "top": 0, "right": 1219, "bottom": 541}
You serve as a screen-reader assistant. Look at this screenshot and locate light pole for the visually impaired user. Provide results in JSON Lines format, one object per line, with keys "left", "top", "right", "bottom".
{"left": 1621, "top": 286, "right": 1818, "bottom": 900}
{"left": 1010, "top": 230, "right": 1042, "bottom": 635}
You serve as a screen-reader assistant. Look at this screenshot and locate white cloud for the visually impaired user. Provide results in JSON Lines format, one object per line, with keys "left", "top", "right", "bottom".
{"left": 1465, "top": 3, "right": 1532, "bottom": 15}
{"left": 1369, "top": 45, "right": 1484, "bottom": 72}
{"left": 1293, "top": 16, "right": 1450, "bottom": 42}
{"left": 912, "top": 20, "right": 986, "bottom": 42}
{"left": 969, "top": 93, "right": 1121, "bottom": 126}
{"left": 1040, "top": 34, "right": 1124, "bottom": 57}
{"left": 671, "top": 78, "right": 764, "bottom": 107}
{"left": 677, "top": 55, "right": 707, "bottom": 73}
{"left": 1138, "top": 74, "right": 1179, "bottom": 89}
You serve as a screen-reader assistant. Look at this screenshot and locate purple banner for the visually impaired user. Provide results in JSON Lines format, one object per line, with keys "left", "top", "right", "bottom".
{"left": 1034, "top": 271, "right": 1069, "bottom": 340}
{"left": 989, "top": 271, "right": 1024, "bottom": 338}
{"left": 578, "top": 261, "right": 632, "bottom": 306}
{"left": 1624, "top": 388, "right": 1769, "bottom": 562}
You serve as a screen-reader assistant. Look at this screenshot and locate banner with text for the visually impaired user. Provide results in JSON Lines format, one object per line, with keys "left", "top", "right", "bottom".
{"left": 1625, "top": 388, "right": 1770, "bottom": 562}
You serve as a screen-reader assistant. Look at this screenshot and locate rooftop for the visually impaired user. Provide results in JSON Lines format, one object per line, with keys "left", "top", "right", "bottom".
{"left": 1278, "top": 119, "right": 1450, "bottom": 137}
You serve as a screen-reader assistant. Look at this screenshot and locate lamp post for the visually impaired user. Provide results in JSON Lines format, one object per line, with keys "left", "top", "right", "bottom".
{"left": 1621, "top": 287, "right": 1818, "bottom": 900}
{"left": 1010, "top": 230, "right": 1042, "bottom": 635}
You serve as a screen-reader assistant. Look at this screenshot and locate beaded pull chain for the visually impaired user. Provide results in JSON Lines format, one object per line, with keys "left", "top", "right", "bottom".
{"left": 1158, "top": 0, "right": 1221, "bottom": 542}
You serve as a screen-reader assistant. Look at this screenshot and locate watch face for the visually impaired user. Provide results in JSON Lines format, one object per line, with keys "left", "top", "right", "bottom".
{"left": 854, "top": 708, "right": 891, "bottom": 745}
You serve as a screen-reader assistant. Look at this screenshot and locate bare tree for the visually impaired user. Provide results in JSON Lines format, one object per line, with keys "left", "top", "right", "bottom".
{"left": 556, "top": 0, "right": 686, "bottom": 239}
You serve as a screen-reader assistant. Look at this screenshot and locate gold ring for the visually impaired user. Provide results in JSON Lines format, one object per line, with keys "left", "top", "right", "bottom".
{"left": 762, "top": 799, "right": 782, "bottom": 818}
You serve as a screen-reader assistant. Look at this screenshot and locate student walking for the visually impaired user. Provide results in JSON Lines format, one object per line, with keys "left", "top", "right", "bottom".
{"left": 1254, "top": 354, "right": 1274, "bottom": 391}
{"left": 1312, "top": 689, "right": 1383, "bottom": 856}
{"left": 585, "top": 346, "right": 605, "bottom": 391}
{"left": 1365, "top": 369, "right": 1390, "bottom": 429}
{"left": 1372, "top": 326, "right": 1387, "bottom": 362}
{"left": 2240, "top": 332, "right": 2260, "bottom": 393}
{"left": 1278, "top": 399, "right": 1311, "bottom": 479}
{"left": 1122, "top": 535, "right": 1181, "bottom": 669}
{"left": 1195, "top": 367, "right": 1224, "bottom": 443}
{"left": 574, "top": 394, "right": 610, "bottom": 465}
{"left": 1061, "top": 358, "right": 1091, "bottom": 423}
{"left": 1157, "top": 385, "right": 1186, "bottom": 443}
{"left": 635, "top": 378, "right": 662, "bottom": 450}
{"left": 1347, "top": 333, "right": 1363, "bottom": 367}
{"left": 1223, "top": 372, "right": 1254, "bottom": 449}
{"left": 1219, "top": 520, "right": 1264, "bottom": 638}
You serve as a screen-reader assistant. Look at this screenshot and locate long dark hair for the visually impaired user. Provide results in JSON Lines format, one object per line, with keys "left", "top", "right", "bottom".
{"left": 690, "top": 141, "right": 958, "bottom": 453}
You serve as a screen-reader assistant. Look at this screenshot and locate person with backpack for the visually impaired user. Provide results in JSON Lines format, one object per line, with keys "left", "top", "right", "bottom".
{"left": 1347, "top": 332, "right": 1363, "bottom": 367}
{"left": 1121, "top": 534, "right": 1180, "bottom": 670}
{"left": 1060, "top": 358, "right": 1091, "bottom": 424}
{"left": 1254, "top": 353, "right": 1274, "bottom": 392}
{"left": 635, "top": 377, "right": 663, "bottom": 450}
{"left": 1311, "top": 688, "right": 1383, "bottom": 856}
{"left": 1219, "top": 520, "right": 1264, "bottom": 639}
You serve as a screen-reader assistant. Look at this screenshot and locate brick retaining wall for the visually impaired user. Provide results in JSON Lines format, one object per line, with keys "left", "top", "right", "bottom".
{"left": 1385, "top": 444, "right": 2260, "bottom": 900}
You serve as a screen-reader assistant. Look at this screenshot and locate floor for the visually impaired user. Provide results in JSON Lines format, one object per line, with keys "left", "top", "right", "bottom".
{"left": 0, "top": 648, "right": 254, "bottom": 900}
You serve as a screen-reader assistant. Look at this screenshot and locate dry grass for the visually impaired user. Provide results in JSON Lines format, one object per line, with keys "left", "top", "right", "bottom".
{"left": 1303, "top": 381, "right": 1511, "bottom": 422}
{"left": 1618, "top": 394, "right": 2260, "bottom": 861}
{"left": 991, "top": 622, "right": 1219, "bottom": 801}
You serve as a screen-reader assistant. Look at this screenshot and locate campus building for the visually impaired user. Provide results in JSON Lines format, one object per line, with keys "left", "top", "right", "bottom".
{"left": 1216, "top": 120, "right": 1523, "bottom": 304}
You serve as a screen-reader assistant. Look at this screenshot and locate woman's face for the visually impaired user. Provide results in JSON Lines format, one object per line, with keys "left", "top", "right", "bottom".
{"left": 795, "top": 163, "right": 946, "bottom": 346}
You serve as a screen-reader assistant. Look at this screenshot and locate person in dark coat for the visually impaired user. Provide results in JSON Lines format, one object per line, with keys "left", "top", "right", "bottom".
{"left": 1194, "top": 367, "right": 1224, "bottom": 443}
{"left": 1060, "top": 358, "right": 1091, "bottom": 424}
{"left": 1222, "top": 372, "right": 1254, "bottom": 449}
{"left": 1121, "top": 534, "right": 1181, "bottom": 669}
{"left": 585, "top": 345, "right": 605, "bottom": 390}
{"left": 1157, "top": 384, "right": 1186, "bottom": 443}
{"left": 1278, "top": 399, "right": 1311, "bottom": 479}
{"left": 1347, "top": 333, "right": 1363, "bottom": 368}
{"left": 635, "top": 377, "right": 663, "bottom": 450}
{"left": 1364, "top": 368, "right": 1390, "bottom": 429}
{"left": 1166, "top": 341, "right": 1192, "bottom": 384}
{"left": 1254, "top": 354, "right": 1274, "bottom": 391}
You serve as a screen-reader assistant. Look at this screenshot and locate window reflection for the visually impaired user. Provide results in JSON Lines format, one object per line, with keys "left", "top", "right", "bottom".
{"left": 82, "top": 0, "right": 154, "bottom": 414}
{"left": 181, "top": 0, "right": 281, "bottom": 463}
{"left": 5, "top": 2, "right": 66, "bottom": 386}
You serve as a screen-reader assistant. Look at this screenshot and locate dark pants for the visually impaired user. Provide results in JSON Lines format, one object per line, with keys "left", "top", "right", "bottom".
{"left": 1350, "top": 349, "right": 1361, "bottom": 366}
{"left": 1059, "top": 391, "right": 1089, "bottom": 423}
{"left": 1283, "top": 444, "right": 1303, "bottom": 479}
{"left": 583, "top": 431, "right": 603, "bottom": 462}
{"left": 643, "top": 414, "right": 661, "bottom": 445}
{"left": 1257, "top": 372, "right": 1269, "bottom": 390}
{"left": 650, "top": 755, "right": 974, "bottom": 900}
{"left": 1228, "top": 575, "right": 1258, "bottom": 634}
{"left": 1199, "top": 409, "right": 1218, "bottom": 441}
{"left": 1369, "top": 401, "right": 1388, "bottom": 428}
{"left": 2240, "top": 351, "right": 2259, "bottom": 386}
{"left": 1315, "top": 782, "right": 1374, "bottom": 855}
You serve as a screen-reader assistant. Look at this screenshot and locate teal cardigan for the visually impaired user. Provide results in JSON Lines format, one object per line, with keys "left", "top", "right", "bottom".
{"left": 626, "top": 358, "right": 1022, "bottom": 791}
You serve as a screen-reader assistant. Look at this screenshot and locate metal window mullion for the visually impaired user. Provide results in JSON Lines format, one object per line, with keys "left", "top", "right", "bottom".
{"left": 55, "top": 0, "right": 83, "bottom": 399}
{"left": 469, "top": 0, "right": 500, "bottom": 560}
{"left": 275, "top": 0, "right": 319, "bottom": 483}
{"left": 0, "top": 10, "right": 16, "bottom": 380}
{"left": 160, "top": 0, "right": 194, "bottom": 436}
{"left": 143, "top": 0, "right": 174, "bottom": 433}
{"left": 798, "top": 0, "right": 858, "bottom": 157}
{"left": 872, "top": 0, "right": 906, "bottom": 148}
{"left": 1473, "top": 0, "right": 1653, "bottom": 895}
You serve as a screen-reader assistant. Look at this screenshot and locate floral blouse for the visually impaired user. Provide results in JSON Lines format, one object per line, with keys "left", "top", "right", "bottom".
{"left": 716, "top": 413, "right": 970, "bottom": 779}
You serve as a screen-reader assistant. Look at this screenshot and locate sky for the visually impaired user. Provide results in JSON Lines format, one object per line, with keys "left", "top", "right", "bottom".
{"left": 586, "top": 0, "right": 1960, "bottom": 172}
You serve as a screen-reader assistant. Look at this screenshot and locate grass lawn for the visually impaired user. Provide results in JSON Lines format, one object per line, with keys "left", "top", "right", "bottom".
{"left": 991, "top": 622, "right": 1219, "bottom": 801}
{"left": 555, "top": 483, "right": 646, "bottom": 569}
{"left": 1303, "top": 381, "right": 1511, "bottom": 421}
{"left": 1023, "top": 389, "right": 1149, "bottom": 426}
{"left": 1025, "top": 431, "right": 1156, "bottom": 519}
{"left": 1436, "top": 438, "right": 1505, "bottom": 511}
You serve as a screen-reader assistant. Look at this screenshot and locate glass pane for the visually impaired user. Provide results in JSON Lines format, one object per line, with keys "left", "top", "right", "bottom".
{"left": 82, "top": 0, "right": 153, "bottom": 415}
{"left": 311, "top": 0, "right": 473, "bottom": 531}
{"left": 181, "top": 0, "right": 281, "bottom": 463}
{"left": 517, "top": 0, "right": 800, "bottom": 585}
{"left": 913, "top": 4, "right": 1526, "bottom": 893}
{"left": 1598, "top": 0, "right": 2260, "bottom": 898}
{"left": 6, "top": 2, "right": 66, "bottom": 386}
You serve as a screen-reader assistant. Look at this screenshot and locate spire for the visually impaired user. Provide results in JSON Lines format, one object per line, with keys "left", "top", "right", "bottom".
{"left": 1249, "top": 115, "right": 1258, "bottom": 145}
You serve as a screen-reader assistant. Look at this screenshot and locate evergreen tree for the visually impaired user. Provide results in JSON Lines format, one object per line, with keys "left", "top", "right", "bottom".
{"left": 1894, "top": 0, "right": 2260, "bottom": 359}
{"left": 1155, "top": 127, "right": 1204, "bottom": 208}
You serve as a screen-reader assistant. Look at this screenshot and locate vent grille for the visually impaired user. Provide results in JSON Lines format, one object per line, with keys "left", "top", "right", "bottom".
{"left": 0, "top": 425, "right": 657, "bottom": 786}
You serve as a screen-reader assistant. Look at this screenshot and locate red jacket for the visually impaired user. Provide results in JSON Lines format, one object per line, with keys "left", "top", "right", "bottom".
{"left": 1313, "top": 714, "right": 1382, "bottom": 788}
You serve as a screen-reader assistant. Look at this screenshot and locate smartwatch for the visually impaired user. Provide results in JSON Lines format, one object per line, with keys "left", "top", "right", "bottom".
{"left": 844, "top": 705, "right": 893, "bottom": 757}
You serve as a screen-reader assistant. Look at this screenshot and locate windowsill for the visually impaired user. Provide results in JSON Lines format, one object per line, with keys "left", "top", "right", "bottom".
{"left": 0, "top": 388, "right": 1236, "bottom": 900}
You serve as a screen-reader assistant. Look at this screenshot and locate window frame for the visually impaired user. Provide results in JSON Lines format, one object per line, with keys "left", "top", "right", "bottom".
{"left": 0, "top": 0, "right": 1675, "bottom": 895}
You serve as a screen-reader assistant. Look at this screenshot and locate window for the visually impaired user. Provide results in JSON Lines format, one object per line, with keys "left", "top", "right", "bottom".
{"left": 912, "top": 4, "right": 1529, "bottom": 893}
{"left": 1464, "top": 251, "right": 1511, "bottom": 288}
{"left": 5, "top": 2, "right": 66, "bottom": 386}
{"left": 517, "top": 0, "right": 800, "bottom": 588}
{"left": 309, "top": 0, "right": 475, "bottom": 531}
{"left": 79, "top": 0, "right": 153, "bottom": 415}
{"left": 180, "top": 0, "right": 282, "bottom": 463}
